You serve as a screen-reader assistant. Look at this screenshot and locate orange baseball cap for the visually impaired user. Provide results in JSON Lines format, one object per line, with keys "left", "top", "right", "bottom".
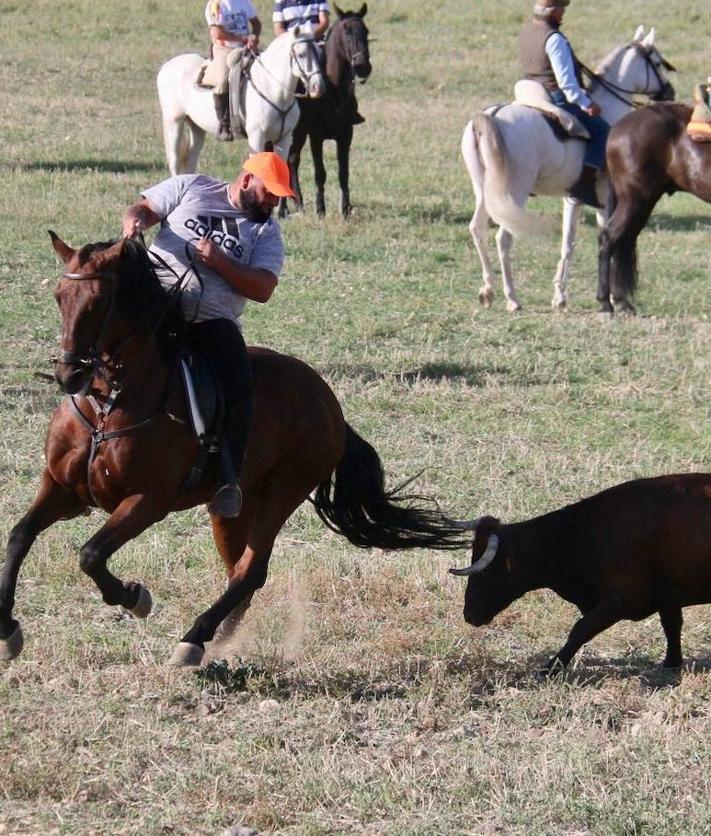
{"left": 242, "top": 152, "right": 295, "bottom": 198}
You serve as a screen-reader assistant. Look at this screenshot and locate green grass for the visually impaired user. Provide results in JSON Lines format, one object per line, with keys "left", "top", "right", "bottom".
{"left": 1, "top": 1, "right": 710, "bottom": 834}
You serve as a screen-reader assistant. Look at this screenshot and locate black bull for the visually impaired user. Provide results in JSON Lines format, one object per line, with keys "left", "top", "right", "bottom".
{"left": 450, "top": 474, "right": 711, "bottom": 675}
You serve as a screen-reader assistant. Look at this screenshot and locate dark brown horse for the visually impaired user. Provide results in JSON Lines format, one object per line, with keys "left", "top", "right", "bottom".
{"left": 597, "top": 102, "right": 711, "bottom": 314}
{"left": 0, "top": 235, "right": 468, "bottom": 667}
{"left": 280, "top": 3, "right": 371, "bottom": 218}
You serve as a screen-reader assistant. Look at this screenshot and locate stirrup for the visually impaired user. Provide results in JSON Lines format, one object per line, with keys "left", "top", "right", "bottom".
{"left": 208, "top": 483, "right": 242, "bottom": 518}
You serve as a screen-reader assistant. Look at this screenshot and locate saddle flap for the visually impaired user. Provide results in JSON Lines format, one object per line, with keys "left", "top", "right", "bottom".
{"left": 179, "top": 351, "right": 222, "bottom": 445}
{"left": 228, "top": 53, "right": 252, "bottom": 137}
{"left": 513, "top": 80, "right": 591, "bottom": 140}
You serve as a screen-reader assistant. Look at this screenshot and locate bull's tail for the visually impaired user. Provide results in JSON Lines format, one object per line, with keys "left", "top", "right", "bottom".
{"left": 469, "top": 113, "right": 550, "bottom": 238}
{"left": 312, "top": 425, "right": 468, "bottom": 551}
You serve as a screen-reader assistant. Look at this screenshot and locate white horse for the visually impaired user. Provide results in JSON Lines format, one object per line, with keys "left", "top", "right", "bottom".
{"left": 461, "top": 26, "right": 675, "bottom": 312}
{"left": 157, "top": 27, "right": 326, "bottom": 175}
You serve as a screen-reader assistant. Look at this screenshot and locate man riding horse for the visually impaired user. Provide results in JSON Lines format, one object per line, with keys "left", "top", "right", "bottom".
{"left": 121, "top": 152, "right": 294, "bottom": 518}
{"left": 203, "top": 0, "right": 262, "bottom": 141}
{"left": 519, "top": 0, "right": 609, "bottom": 207}
{"left": 688, "top": 77, "right": 711, "bottom": 142}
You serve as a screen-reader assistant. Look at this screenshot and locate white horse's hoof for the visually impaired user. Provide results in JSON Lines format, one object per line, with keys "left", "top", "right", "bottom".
{"left": 168, "top": 642, "right": 204, "bottom": 667}
{"left": 122, "top": 584, "right": 152, "bottom": 619}
{"left": 551, "top": 298, "right": 567, "bottom": 312}
{"left": 478, "top": 288, "right": 494, "bottom": 308}
{"left": 506, "top": 300, "right": 522, "bottom": 313}
{"left": 0, "top": 623, "right": 24, "bottom": 661}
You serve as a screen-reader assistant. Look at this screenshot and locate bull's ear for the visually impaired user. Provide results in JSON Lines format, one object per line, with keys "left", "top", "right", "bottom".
{"left": 92, "top": 238, "right": 126, "bottom": 272}
{"left": 632, "top": 24, "right": 645, "bottom": 42}
{"left": 357, "top": 3, "right": 367, "bottom": 17}
{"left": 49, "top": 230, "right": 75, "bottom": 264}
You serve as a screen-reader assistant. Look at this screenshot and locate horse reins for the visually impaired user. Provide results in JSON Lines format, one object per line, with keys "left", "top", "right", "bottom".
{"left": 580, "top": 44, "right": 674, "bottom": 108}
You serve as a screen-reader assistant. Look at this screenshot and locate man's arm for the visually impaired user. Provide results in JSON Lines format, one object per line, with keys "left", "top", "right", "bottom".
{"left": 314, "top": 11, "right": 329, "bottom": 39}
{"left": 194, "top": 239, "right": 278, "bottom": 303}
{"left": 209, "top": 23, "right": 245, "bottom": 45}
{"left": 122, "top": 198, "right": 161, "bottom": 238}
{"left": 546, "top": 33, "right": 594, "bottom": 111}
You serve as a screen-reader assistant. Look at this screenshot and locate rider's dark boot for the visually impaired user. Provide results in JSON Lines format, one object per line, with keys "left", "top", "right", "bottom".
{"left": 214, "top": 93, "right": 233, "bottom": 142}
{"left": 208, "top": 481, "right": 242, "bottom": 518}
{"left": 569, "top": 164, "right": 602, "bottom": 209}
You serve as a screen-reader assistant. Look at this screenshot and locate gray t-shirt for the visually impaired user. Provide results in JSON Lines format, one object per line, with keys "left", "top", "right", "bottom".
{"left": 143, "top": 174, "right": 284, "bottom": 326}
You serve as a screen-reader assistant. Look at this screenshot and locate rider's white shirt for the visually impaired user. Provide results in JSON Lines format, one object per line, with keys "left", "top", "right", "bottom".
{"left": 205, "top": 0, "right": 257, "bottom": 46}
{"left": 545, "top": 32, "right": 592, "bottom": 109}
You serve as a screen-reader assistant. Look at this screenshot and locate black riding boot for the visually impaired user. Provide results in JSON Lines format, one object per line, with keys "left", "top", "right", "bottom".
{"left": 569, "top": 164, "right": 602, "bottom": 209}
{"left": 214, "top": 93, "right": 233, "bottom": 142}
{"left": 187, "top": 320, "right": 254, "bottom": 518}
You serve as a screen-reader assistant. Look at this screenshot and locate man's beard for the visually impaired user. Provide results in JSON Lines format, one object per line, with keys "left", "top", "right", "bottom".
{"left": 239, "top": 187, "right": 273, "bottom": 222}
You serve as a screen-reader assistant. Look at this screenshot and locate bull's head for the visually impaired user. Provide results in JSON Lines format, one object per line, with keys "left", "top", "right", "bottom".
{"left": 449, "top": 516, "right": 528, "bottom": 626}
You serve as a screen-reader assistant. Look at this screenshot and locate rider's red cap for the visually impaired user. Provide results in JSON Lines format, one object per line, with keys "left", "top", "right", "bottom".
{"left": 243, "top": 152, "right": 295, "bottom": 198}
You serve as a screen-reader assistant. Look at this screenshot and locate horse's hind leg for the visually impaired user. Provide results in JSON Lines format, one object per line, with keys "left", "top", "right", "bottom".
{"left": 162, "top": 115, "right": 186, "bottom": 176}
{"left": 171, "top": 459, "right": 325, "bottom": 666}
{"left": 182, "top": 119, "right": 206, "bottom": 174}
{"left": 496, "top": 226, "right": 521, "bottom": 312}
{"left": 0, "top": 469, "right": 87, "bottom": 660}
{"left": 78, "top": 495, "right": 169, "bottom": 620}
{"left": 469, "top": 188, "right": 497, "bottom": 308}
{"left": 551, "top": 197, "right": 581, "bottom": 310}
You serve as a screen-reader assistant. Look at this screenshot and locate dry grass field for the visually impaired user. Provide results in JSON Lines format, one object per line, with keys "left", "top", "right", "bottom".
{"left": 1, "top": 1, "right": 710, "bottom": 833}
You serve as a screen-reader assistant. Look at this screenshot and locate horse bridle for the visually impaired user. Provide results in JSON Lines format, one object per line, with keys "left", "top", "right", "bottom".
{"left": 581, "top": 43, "right": 675, "bottom": 108}
{"left": 289, "top": 36, "right": 323, "bottom": 96}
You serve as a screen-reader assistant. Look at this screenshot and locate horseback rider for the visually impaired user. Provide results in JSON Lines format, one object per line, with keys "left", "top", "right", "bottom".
{"left": 519, "top": 0, "right": 609, "bottom": 208}
{"left": 204, "top": 0, "right": 262, "bottom": 141}
{"left": 272, "top": 0, "right": 365, "bottom": 124}
{"left": 688, "top": 77, "right": 711, "bottom": 142}
{"left": 121, "top": 152, "right": 294, "bottom": 518}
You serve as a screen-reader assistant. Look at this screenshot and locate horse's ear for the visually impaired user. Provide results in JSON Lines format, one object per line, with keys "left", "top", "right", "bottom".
{"left": 641, "top": 27, "right": 656, "bottom": 48}
{"left": 293, "top": 24, "right": 301, "bottom": 37}
{"left": 333, "top": 3, "right": 344, "bottom": 17}
{"left": 632, "top": 24, "right": 645, "bottom": 42}
{"left": 92, "top": 239, "right": 126, "bottom": 272}
{"left": 357, "top": 3, "right": 367, "bottom": 17}
{"left": 49, "top": 230, "right": 75, "bottom": 265}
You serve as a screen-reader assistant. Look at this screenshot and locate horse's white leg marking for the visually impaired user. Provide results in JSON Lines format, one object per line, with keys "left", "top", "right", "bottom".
{"left": 551, "top": 197, "right": 581, "bottom": 310}
{"left": 496, "top": 226, "right": 520, "bottom": 312}
{"left": 470, "top": 188, "right": 496, "bottom": 307}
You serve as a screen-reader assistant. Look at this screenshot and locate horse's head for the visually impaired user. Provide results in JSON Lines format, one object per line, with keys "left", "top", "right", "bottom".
{"left": 333, "top": 4, "right": 372, "bottom": 82}
{"left": 289, "top": 27, "right": 326, "bottom": 99}
{"left": 598, "top": 27, "right": 675, "bottom": 104}
{"left": 49, "top": 233, "right": 169, "bottom": 395}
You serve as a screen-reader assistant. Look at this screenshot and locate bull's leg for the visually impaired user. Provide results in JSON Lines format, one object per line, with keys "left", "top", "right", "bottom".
{"left": 551, "top": 197, "right": 581, "bottom": 310}
{"left": 659, "top": 608, "right": 683, "bottom": 668}
{"left": 78, "top": 495, "right": 169, "bottom": 618}
{"left": 541, "top": 603, "right": 620, "bottom": 676}
{"left": 310, "top": 134, "right": 327, "bottom": 217}
{"left": 0, "top": 470, "right": 87, "bottom": 660}
{"left": 336, "top": 127, "right": 353, "bottom": 218}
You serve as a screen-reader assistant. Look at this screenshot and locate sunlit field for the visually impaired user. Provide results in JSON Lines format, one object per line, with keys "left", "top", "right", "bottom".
{"left": 1, "top": 1, "right": 710, "bottom": 833}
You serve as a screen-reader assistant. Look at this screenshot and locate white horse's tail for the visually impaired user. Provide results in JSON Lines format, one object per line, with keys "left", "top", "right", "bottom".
{"left": 468, "top": 113, "right": 549, "bottom": 238}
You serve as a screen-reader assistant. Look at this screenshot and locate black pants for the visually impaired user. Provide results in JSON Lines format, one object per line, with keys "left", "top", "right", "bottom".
{"left": 187, "top": 318, "right": 254, "bottom": 483}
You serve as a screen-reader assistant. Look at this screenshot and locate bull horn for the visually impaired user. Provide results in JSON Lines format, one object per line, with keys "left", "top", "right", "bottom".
{"left": 449, "top": 534, "right": 500, "bottom": 577}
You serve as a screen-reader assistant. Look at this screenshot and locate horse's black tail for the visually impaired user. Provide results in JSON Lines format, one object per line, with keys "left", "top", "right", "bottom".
{"left": 312, "top": 425, "right": 469, "bottom": 551}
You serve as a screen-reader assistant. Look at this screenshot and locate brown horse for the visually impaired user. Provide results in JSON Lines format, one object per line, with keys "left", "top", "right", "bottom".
{"left": 597, "top": 102, "right": 711, "bottom": 314}
{"left": 0, "top": 235, "right": 468, "bottom": 666}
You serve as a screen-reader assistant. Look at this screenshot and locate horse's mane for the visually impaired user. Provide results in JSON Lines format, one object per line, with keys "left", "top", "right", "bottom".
{"left": 80, "top": 238, "right": 184, "bottom": 350}
{"left": 594, "top": 43, "right": 629, "bottom": 77}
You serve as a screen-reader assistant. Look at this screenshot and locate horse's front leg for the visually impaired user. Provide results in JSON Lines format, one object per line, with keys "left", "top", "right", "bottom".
{"left": 309, "top": 133, "right": 327, "bottom": 217}
{"left": 0, "top": 469, "right": 87, "bottom": 660}
{"left": 78, "top": 495, "right": 169, "bottom": 620}
{"left": 551, "top": 197, "right": 581, "bottom": 310}
{"left": 596, "top": 188, "right": 616, "bottom": 317}
{"left": 336, "top": 126, "right": 354, "bottom": 217}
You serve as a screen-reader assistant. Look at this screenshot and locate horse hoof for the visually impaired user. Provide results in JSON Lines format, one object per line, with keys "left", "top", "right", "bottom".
{"left": 506, "top": 300, "right": 522, "bottom": 313}
{"left": 478, "top": 288, "right": 493, "bottom": 308}
{"left": 123, "top": 584, "right": 152, "bottom": 619}
{"left": 0, "top": 623, "right": 24, "bottom": 661}
{"left": 167, "top": 642, "right": 204, "bottom": 667}
{"left": 551, "top": 298, "right": 567, "bottom": 311}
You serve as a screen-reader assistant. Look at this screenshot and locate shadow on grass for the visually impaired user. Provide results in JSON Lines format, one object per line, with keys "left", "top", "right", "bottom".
{"left": 322, "top": 361, "right": 510, "bottom": 387}
{"left": 646, "top": 212, "right": 711, "bottom": 233}
{"left": 8, "top": 159, "right": 163, "bottom": 174}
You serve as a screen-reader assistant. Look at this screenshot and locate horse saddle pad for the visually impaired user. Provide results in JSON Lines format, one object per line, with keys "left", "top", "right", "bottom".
{"left": 179, "top": 351, "right": 223, "bottom": 449}
{"left": 513, "top": 80, "right": 591, "bottom": 140}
